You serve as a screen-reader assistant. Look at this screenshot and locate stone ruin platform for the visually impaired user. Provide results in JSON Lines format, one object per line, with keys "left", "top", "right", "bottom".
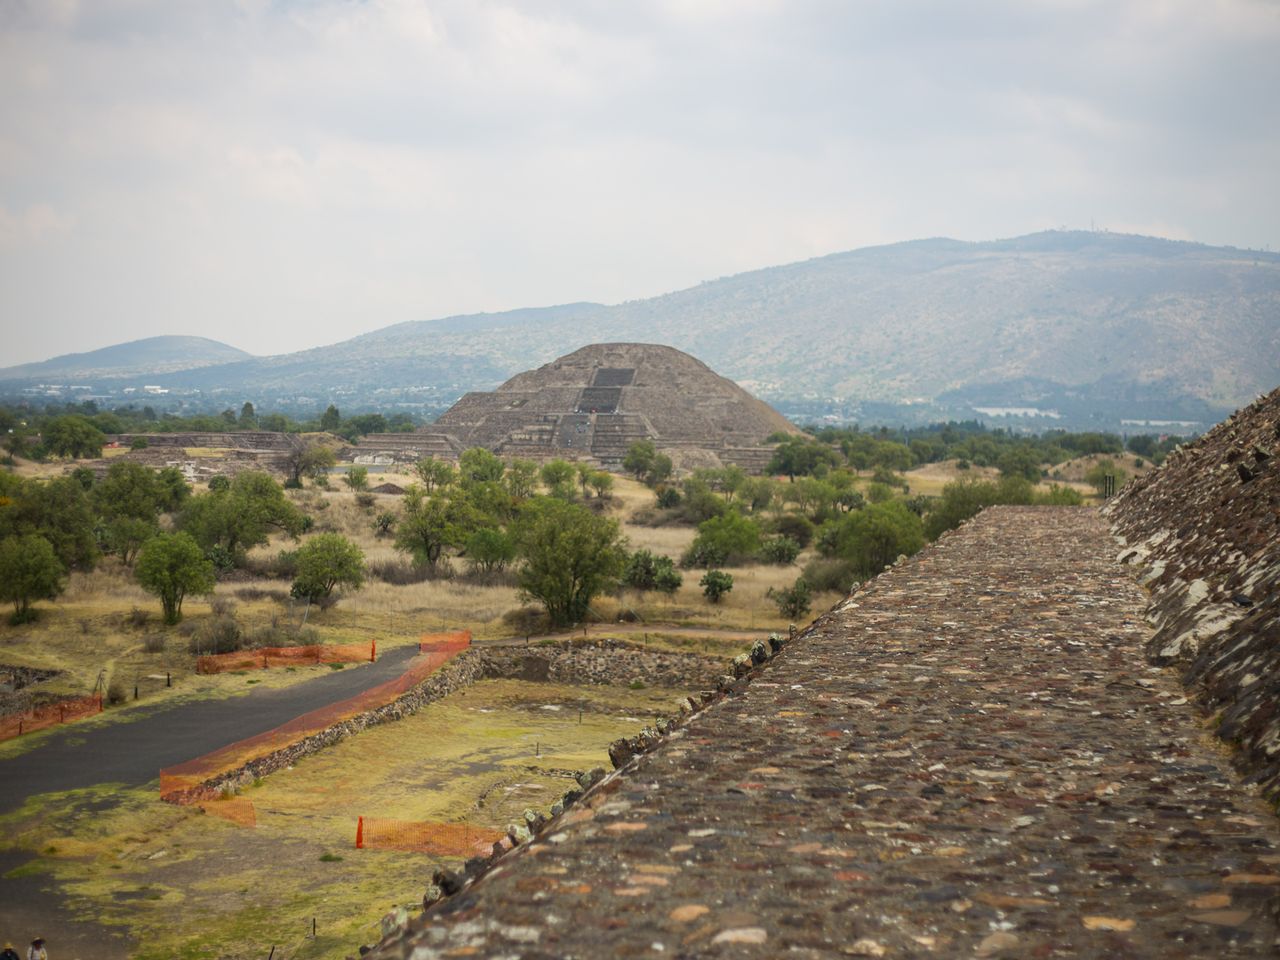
{"left": 430, "top": 343, "right": 799, "bottom": 472}
{"left": 368, "top": 506, "right": 1280, "bottom": 958}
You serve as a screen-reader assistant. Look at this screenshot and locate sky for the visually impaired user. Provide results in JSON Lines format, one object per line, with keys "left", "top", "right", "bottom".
{"left": 2, "top": 0, "right": 1278, "bottom": 366}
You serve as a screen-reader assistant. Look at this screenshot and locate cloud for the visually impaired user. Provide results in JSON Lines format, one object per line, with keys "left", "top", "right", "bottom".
{"left": 0, "top": 0, "right": 1277, "bottom": 365}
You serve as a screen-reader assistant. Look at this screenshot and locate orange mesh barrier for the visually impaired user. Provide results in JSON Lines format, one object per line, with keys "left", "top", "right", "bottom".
{"left": 0, "top": 694, "right": 103, "bottom": 742}
{"left": 355, "top": 816, "right": 503, "bottom": 857}
{"left": 419, "top": 630, "right": 471, "bottom": 653}
{"left": 197, "top": 641, "right": 376, "bottom": 675}
{"left": 161, "top": 632, "right": 470, "bottom": 804}
{"left": 199, "top": 798, "right": 257, "bottom": 827}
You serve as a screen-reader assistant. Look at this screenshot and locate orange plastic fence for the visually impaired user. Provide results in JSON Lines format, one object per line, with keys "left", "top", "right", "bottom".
{"left": 0, "top": 693, "right": 103, "bottom": 742}
{"left": 355, "top": 816, "right": 503, "bottom": 857}
{"left": 197, "top": 641, "right": 375, "bottom": 675}
{"left": 199, "top": 798, "right": 257, "bottom": 827}
{"left": 161, "top": 631, "right": 471, "bottom": 804}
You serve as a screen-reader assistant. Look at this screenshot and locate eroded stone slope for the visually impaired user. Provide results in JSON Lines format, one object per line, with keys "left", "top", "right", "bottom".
{"left": 1107, "top": 386, "right": 1280, "bottom": 800}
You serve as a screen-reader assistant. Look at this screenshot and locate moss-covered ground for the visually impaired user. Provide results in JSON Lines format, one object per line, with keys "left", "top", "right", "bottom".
{"left": 1, "top": 679, "right": 689, "bottom": 959}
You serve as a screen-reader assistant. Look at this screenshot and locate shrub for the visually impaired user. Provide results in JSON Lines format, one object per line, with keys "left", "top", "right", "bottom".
{"left": 700, "top": 569, "right": 734, "bottom": 604}
{"left": 207, "top": 475, "right": 231, "bottom": 493}
{"left": 502, "top": 605, "right": 549, "bottom": 637}
{"left": 655, "top": 486, "right": 681, "bottom": 509}
{"left": 210, "top": 596, "right": 237, "bottom": 618}
{"left": 622, "top": 550, "right": 683, "bottom": 593}
{"left": 188, "top": 614, "right": 243, "bottom": 655}
{"left": 205, "top": 545, "right": 236, "bottom": 574}
{"left": 128, "top": 606, "right": 150, "bottom": 628}
{"left": 801, "top": 557, "right": 858, "bottom": 594}
{"left": 772, "top": 513, "right": 814, "bottom": 548}
{"left": 143, "top": 633, "right": 166, "bottom": 654}
{"left": 759, "top": 536, "right": 801, "bottom": 565}
{"left": 1034, "top": 484, "right": 1085, "bottom": 506}
{"left": 369, "top": 559, "right": 434, "bottom": 585}
{"left": 106, "top": 678, "right": 128, "bottom": 705}
{"left": 355, "top": 492, "right": 376, "bottom": 509}
{"left": 769, "top": 578, "right": 812, "bottom": 619}
{"left": 372, "top": 511, "right": 397, "bottom": 536}
{"left": 683, "top": 511, "right": 760, "bottom": 568}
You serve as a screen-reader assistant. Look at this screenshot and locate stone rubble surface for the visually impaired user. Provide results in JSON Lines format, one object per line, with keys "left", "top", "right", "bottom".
{"left": 1106, "top": 386, "right": 1280, "bottom": 800}
{"left": 367, "top": 506, "right": 1280, "bottom": 959}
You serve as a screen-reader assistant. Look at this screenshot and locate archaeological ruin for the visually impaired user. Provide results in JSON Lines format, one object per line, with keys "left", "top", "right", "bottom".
{"left": 410, "top": 342, "right": 800, "bottom": 472}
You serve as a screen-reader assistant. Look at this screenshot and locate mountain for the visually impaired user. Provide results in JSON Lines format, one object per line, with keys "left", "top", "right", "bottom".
{"left": 0, "top": 336, "right": 251, "bottom": 382}
{"left": 6, "top": 232, "right": 1278, "bottom": 429}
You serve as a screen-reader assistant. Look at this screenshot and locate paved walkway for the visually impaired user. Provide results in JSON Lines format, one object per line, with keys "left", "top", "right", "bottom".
{"left": 0, "top": 643, "right": 418, "bottom": 815}
{"left": 376, "top": 507, "right": 1280, "bottom": 958}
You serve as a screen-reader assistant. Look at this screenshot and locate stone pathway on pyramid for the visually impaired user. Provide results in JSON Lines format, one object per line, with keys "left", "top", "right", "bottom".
{"left": 368, "top": 506, "right": 1280, "bottom": 959}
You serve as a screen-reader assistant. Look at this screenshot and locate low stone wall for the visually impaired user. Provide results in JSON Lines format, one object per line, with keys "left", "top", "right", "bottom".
{"left": 1106, "top": 385, "right": 1280, "bottom": 800}
{"left": 171, "top": 638, "right": 724, "bottom": 804}
{"left": 478, "top": 638, "right": 726, "bottom": 689}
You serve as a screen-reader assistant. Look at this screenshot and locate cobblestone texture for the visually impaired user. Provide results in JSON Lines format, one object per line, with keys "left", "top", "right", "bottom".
{"left": 367, "top": 507, "right": 1280, "bottom": 959}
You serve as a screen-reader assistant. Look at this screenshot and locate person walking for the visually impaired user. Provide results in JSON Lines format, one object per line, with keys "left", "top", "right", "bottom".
{"left": 26, "top": 939, "right": 47, "bottom": 960}
{"left": 2, "top": 942, "right": 21, "bottom": 960}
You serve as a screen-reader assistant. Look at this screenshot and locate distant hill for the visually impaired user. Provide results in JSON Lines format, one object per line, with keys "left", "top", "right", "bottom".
{"left": 0, "top": 336, "right": 251, "bottom": 382}
{"left": 6, "top": 232, "right": 1278, "bottom": 429}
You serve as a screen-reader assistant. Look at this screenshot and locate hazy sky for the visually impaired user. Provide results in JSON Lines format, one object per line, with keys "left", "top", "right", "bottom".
{"left": 2, "top": 0, "right": 1278, "bottom": 365}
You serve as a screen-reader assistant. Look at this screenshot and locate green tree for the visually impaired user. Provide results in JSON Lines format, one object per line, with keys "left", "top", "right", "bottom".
{"left": 343, "top": 466, "right": 369, "bottom": 492}
{"left": 700, "top": 569, "right": 734, "bottom": 604}
{"left": 767, "top": 437, "right": 838, "bottom": 481}
{"left": 320, "top": 404, "right": 342, "bottom": 433}
{"left": 684, "top": 511, "right": 761, "bottom": 567}
{"left": 413, "top": 457, "right": 458, "bottom": 494}
{"left": 239, "top": 401, "right": 257, "bottom": 427}
{"left": 769, "top": 577, "right": 811, "bottom": 619}
{"left": 622, "top": 440, "right": 656, "bottom": 481}
{"left": 135, "top": 532, "right": 216, "bottom": 624}
{"left": 394, "top": 485, "right": 475, "bottom": 568}
{"left": 833, "top": 500, "right": 925, "bottom": 577}
{"left": 459, "top": 448, "right": 505, "bottom": 486}
{"left": 464, "top": 527, "right": 516, "bottom": 575}
{"left": 42, "top": 415, "right": 106, "bottom": 459}
{"left": 504, "top": 458, "right": 538, "bottom": 499}
{"left": 372, "top": 511, "right": 397, "bottom": 537}
{"left": 587, "top": 470, "right": 614, "bottom": 499}
{"left": 93, "top": 461, "right": 165, "bottom": 564}
{"left": 283, "top": 438, "right": 336, "bottom": 487}
{"left": 290, "top": 533, "right": 366, "bottom": 603}
{"left": 179, "top": 471, "right": 305, "bottom": 561}
{"left": 1, "top": 476, "right": 98, "bottom": 571}
{"left": 539, "top": 459, "right": 577, "bottom": 498}
{"left": 513, "top": 497, "right": 626, "bottom": 627}
{"left": 0, "top": 534, "right": 64, "bottom": 623}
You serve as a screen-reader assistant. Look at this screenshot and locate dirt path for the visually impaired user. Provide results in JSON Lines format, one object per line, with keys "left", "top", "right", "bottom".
{"left": 373, "top": 506, "right": 1280, "bottom": 958}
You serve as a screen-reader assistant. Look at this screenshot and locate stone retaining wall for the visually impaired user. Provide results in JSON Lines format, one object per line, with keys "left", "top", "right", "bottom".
{"left": 171, "top": 639, "right": 723, "bottom": 804}
{"left": 1106, "top": 385, "right": 1280, "bottom": 800}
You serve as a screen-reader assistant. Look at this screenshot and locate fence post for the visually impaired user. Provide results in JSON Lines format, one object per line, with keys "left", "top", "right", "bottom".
{"left": 371, "top": 639, "right": 376, "bottom": 663}
{"left": 356, "top": 816, "right": 364, "bottom": 849}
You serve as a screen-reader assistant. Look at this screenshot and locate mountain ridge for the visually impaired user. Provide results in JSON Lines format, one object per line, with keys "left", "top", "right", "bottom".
{"left": 4, "top": 232, "right": 1277, "bottom": 426}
